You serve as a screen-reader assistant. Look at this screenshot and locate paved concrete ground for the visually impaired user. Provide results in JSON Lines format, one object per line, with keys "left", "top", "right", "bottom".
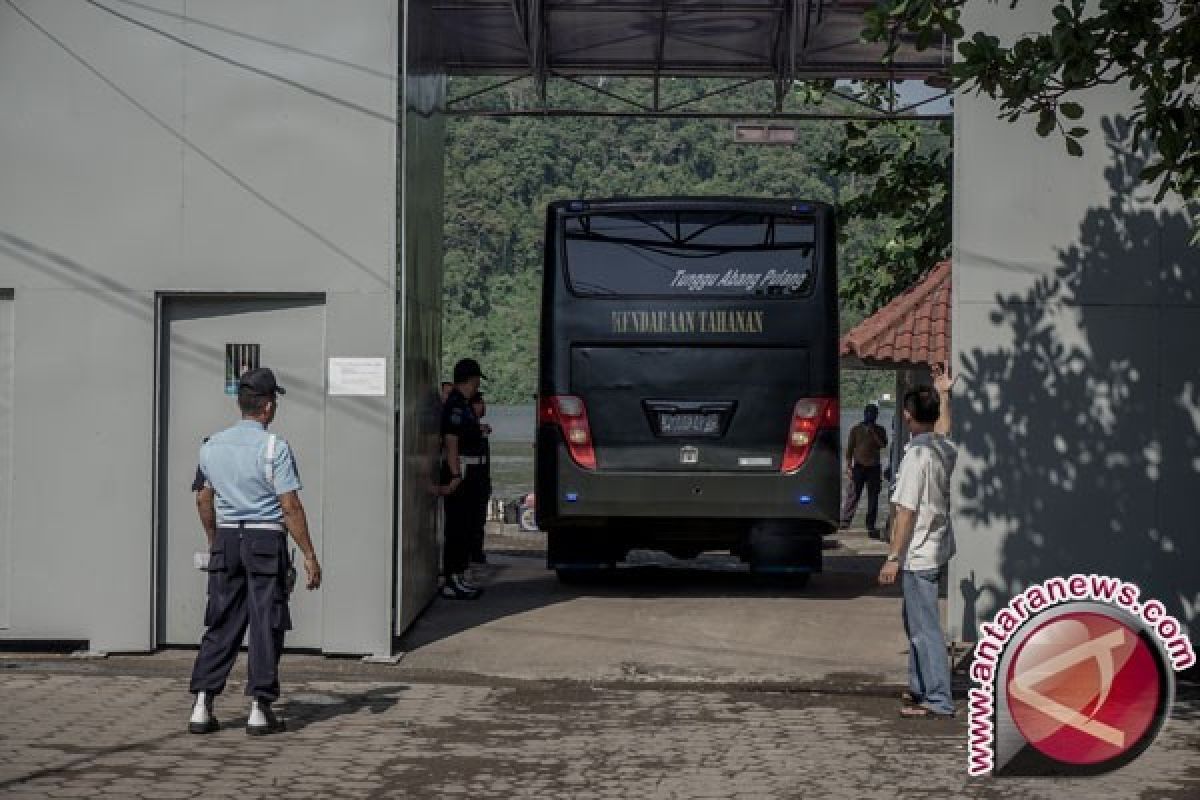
{"left": 396, "top": 528, "right": 925, "bottom": 686}
{"left": 1, "top": 666, "right": 1196, "bottom": 799}
{"left": 1, "top": 532, "right": 1196, "bottom": 798}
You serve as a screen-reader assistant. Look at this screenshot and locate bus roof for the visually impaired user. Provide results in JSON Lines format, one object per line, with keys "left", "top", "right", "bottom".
{"left": 549, "top": 198, "right": 833, "bottom": 216}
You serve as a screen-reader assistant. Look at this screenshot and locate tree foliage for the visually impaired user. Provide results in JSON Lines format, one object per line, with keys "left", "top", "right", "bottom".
{"left": 865, "top": 0, "right": 1199, "bottom": 223}
{"left": 826, "top": 0, "right": 1198, "bottom": 315}
{"left": 825, "top": 117, "right": 951, "bottom": 316}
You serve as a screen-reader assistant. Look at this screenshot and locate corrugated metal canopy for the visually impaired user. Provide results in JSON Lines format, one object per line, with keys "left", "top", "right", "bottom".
{"left": 425, "top": 0, "right": 949, "bottom": 80}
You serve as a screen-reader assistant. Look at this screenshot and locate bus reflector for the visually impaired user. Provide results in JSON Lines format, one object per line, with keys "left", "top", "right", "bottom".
{"left": 782, "top": 397, "right": 837, "bottom": 473}
{"left": 538, "top": 395, "right": 597, "bottom": 470}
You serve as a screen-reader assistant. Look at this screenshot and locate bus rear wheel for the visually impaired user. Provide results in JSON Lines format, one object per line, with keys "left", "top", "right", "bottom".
{"left": 548, "top": 527, "right": 617, "bottom": 581}
{"left": 746, "top": 520, "right": 821, "bottom": 585}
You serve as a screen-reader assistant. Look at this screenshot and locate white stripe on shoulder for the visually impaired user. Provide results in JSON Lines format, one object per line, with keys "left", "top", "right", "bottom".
{"left": 264, "top": 434, "right": 277, "bottom": 487}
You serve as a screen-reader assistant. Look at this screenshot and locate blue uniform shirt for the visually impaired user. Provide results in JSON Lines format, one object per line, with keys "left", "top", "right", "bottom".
{"left": 198, "top": 420, "right": 302, "bottom": 523}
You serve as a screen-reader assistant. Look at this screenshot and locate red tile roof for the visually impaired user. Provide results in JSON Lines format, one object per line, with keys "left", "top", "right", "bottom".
{"left": 840, "top": 260, "right": 951, "bottom": 368}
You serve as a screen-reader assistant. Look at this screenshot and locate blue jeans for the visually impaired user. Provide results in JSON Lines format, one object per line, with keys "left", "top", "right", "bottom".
{"left": 902, "top": 567, "right": 953, "bottom": 714}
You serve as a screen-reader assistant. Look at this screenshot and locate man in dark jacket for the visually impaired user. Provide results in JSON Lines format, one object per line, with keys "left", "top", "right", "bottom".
{"left": 439, "top": 359, "right": 487, "bottom": 599}
{"left": 841, "top": 403, "right": 889, "bottom": 538}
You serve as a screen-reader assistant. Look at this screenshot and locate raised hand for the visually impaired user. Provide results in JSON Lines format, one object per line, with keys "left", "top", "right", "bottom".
{"left": 932, "top": 363, "right": 956, "bottom": 436}
{"left": 932, "top": 362, "right": 957, "bottom": 394}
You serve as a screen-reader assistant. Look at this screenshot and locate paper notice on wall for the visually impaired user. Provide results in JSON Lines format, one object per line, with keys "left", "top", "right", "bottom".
{"left": 328, "top": 357, "right": 387, "bottom": 396}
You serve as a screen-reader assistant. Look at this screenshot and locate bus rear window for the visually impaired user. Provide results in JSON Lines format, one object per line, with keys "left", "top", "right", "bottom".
{"left": 563, "top": 212, "right": 816, "bottom": 298}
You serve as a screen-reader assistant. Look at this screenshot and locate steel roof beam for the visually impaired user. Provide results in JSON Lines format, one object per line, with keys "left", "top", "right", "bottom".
{"left": 510, "top": 0, "right": 548, "bottom": 104}
{"left": 443, "top": 108, "right": 952, "bottom": 121}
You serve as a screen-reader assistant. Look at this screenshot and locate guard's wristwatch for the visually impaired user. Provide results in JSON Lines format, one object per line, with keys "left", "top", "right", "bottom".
{"left": 885, "top": 554, "right": 900, "bottom": 563}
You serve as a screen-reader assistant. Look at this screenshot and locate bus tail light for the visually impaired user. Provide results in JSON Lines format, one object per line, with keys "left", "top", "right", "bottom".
{"left": 781, "top": 397, "right": 838, "bottom": 473}
{"left": 538, "top": 395, "right": 597, "bottom": 470}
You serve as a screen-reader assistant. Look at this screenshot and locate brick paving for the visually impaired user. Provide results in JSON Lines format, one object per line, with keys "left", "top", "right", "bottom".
{"left": 1, "top": 667, "right": 1197, "bottom": 799}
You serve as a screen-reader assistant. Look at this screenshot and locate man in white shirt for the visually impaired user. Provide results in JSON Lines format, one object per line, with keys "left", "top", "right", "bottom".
{"left": 879, "top": 364, "right": 957, "bottom": 718}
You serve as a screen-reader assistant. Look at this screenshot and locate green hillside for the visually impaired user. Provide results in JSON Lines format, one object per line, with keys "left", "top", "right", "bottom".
{"left": 441, "top": 78, "right": 902, "bottom": 407}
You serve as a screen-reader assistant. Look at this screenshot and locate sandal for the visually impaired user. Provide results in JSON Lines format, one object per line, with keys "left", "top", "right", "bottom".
{"left": 900, "top": 703, "right": 955, "bottom": 719}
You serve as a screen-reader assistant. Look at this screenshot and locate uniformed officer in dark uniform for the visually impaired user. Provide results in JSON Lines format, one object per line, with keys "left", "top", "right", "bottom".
{"left": 440, "top": 358, "right": 487, "bottom": 599}
{"left": 188, "top": 367, "right": 322, "bottom": 735}
{"left": 468, "top": 391, "right": 492, "bottom": 564}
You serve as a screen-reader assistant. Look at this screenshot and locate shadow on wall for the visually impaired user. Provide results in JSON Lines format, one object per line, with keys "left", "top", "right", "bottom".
{"left": 956, "top": 118, "right": 1199, "bottom": 641}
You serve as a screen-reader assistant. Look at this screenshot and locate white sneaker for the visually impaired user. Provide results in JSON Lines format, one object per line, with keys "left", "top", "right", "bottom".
{"left": 441, "top": 574, "right": 481, "bottom": 600}
{"left": 456, "top": 573, "right": 484, "bottom": 595}
{"left": 188, "top": 691, "right": 218, "bottom": 734}
{"left": 246, "top": 699, "right": 285, "bottom": 735}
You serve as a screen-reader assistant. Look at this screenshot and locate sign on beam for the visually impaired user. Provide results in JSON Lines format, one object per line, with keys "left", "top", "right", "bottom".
{"left": 733, "top": 124, "right": 797, "bottom": 145}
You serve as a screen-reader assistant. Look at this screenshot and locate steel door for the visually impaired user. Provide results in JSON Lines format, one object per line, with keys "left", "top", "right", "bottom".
{"left": 0, "top": 291, "right": 11, "bottom": 628}
{"left": 159, "top": 296, "right": 325, "bottom": 647}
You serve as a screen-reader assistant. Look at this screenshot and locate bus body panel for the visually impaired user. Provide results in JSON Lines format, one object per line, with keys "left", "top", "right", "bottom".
{"left": 538, "top": 428, "right": 840, "bottom": 524}
{"left": 536, "top": 198, "right": 840, "bottom": 562}
{"left": 573, "top": 345, "right": 808, "bottom": 471}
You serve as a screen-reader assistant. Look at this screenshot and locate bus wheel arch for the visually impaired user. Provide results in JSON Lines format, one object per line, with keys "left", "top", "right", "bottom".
{"left": 548, "top": 526, "right": 621, "bottom": 572}
{"left": 746, "top": 519, "right": 824, "bottom": 575}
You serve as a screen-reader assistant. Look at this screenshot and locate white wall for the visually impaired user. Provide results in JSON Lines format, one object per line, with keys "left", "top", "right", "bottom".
{"left": 951, "top": 1, "right": 1198, "bottom": 644}
{"left": 0, "top": 1, "right": 400, "bottom": 653}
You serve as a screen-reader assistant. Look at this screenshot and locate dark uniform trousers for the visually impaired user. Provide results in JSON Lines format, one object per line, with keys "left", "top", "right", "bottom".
{"left": 440, "top": 386, "right": 486, "bottom": 578}
{"left": 841, "top": 463, "right": 883, "bottom": 531}
{"left": 443, "top": 476, "right": 477, "bottom": 576}
{"left": 189, "top": 525, "right": 293, "bottom": 703}
{"left": 469, "top": 463, "right": 490, "bottom": 562}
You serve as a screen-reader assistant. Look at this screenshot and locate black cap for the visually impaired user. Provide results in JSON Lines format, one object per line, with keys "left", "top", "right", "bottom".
{"left": 452, "top": 358, "right": 486, "bottom": 383}
{"left": 238, "top": 367, "right": 286, "bottom": 396}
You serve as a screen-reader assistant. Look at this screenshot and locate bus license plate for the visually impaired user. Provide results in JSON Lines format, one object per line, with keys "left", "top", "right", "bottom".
{"left": 659, "top": 412, "right": 720, "bottom": 436}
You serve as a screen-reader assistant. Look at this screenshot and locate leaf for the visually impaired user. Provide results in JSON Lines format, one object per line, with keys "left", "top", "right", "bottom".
{"left": 1036, "top": 110, "right": 1056, "bottom": 137}
{"left": 1139, "top": 162, "right": 1166, "bottom": 183}
{"left": 1060, "top": 102, "right": 1085, "bottom": 120}
{"left": 1065, "top": 137, "right": 1084, "bottom": 157}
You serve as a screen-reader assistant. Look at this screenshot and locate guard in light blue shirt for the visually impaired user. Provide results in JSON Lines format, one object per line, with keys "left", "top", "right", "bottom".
{"left": 199, "top": 420, "right": 303, "bottom": 523}
{"left": 188, "top": 367, "right": 322, "bottom": 737}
